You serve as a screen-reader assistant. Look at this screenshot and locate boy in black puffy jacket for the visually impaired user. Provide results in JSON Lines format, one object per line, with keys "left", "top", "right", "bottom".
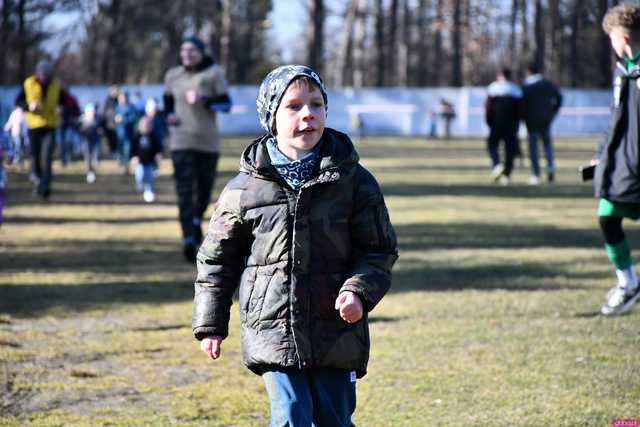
{"left": 192, "top": 65, "right": 398, "bottom": 426}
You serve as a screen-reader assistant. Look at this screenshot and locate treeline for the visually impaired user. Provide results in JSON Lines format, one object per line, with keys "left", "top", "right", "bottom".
{"left": 0, "top": 0, "right": 621, "bottom": 88}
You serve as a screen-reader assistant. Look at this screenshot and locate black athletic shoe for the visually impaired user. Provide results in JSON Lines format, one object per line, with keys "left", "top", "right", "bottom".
{"left": 547, "top": 172, "right": 554, "bottom": 183}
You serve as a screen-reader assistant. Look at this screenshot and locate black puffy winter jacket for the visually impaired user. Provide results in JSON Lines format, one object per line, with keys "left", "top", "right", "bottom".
{"left": 595, "top": 62, "right": 640, "bottom": 203}
{"left": 192, "top": 128, "right": 398, "bottom": 378}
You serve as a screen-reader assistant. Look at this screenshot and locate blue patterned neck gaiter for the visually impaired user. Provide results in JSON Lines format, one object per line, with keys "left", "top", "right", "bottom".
{"left": 266, "top": 137, "right": 321, "bottom": 189}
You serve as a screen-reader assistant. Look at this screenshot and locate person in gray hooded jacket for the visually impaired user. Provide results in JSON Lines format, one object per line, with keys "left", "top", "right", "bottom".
{"left": 192, "top": 65, "right": 398, "bottom": 426}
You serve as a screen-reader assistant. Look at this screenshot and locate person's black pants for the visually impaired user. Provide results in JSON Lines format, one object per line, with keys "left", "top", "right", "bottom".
{"left": 171, "top": 150, "right": 219, "bottom": 243}
{"left": 28, "top": 127, "right": 56, "bottom": 197}
{"left": 487, "top": 126, "right": 518, "bottom": 176}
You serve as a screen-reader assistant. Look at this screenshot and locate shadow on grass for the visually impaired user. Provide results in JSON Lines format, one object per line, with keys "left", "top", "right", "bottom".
{"left": 396, "top": 222, "right": 611, "bottom": 250}
{"left": 391, "top": 261, "right": 591, "bottom": 294}
{"left": 0, "top": 280, "right": 193, "bottom": 317}
{"left": 381, "top": 182, "right": 593, "bottom": 199}
{"left": 1, "top": 239, "right": 187, "bottom": 271}
{"left": 4, "top": 216, "right": 175, "bottom": 225}
{"left": 5, "top": 169, "right": 236, "bottom": 207}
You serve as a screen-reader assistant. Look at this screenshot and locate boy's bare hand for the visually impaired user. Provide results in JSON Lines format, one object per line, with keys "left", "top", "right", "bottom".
{"left": 200, "top": 335, "right": 223, "bottom": 360}
{"left": 335, "top": 291, "right": 363, "bottom": 324}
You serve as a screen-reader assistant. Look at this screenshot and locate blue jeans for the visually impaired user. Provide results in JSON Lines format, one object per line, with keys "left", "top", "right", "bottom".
{"left": 135, "top": 163, "right": 155, "bottom": 192}
{"left": 262, "top": 368, "right": 356, "bottom": 427}
{"left": 527, "top": 126, "right": 554, "bottom": 177}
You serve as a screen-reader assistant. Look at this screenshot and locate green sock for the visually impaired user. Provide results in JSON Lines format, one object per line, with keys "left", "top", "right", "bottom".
{"left": 605, "top": 240, "right": 632, "bottom": 270}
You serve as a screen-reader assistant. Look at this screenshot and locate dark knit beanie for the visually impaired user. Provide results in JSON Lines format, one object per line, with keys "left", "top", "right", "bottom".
{"left": 182, "top": 36, "right": 206, "bottom": 55}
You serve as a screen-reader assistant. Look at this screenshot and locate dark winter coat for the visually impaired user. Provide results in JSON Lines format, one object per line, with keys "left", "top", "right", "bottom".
{"left": 485, "top": 80, "right": 523, "bottom": 133}
{"left": 192, "top": 128, "right": 398, "bottom": 378}
{"left": 522, "top": 74, "right": 562, "bottom": 130}
{"left": 594, "top": 62, "right": 640, "bottom": 203}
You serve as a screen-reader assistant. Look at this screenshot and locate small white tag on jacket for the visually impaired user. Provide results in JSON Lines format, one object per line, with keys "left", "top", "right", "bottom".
{"left": 350, "top": 371, "right": 357, "bottom": 382}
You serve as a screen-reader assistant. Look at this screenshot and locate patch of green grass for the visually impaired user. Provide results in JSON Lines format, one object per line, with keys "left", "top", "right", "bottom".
{"left": 1, "top": 137, "right": 638, "bottom": 426}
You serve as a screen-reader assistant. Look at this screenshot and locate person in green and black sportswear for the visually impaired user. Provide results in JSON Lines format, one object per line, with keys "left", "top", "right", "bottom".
{"left": 594, "top": 4, "right": 640, "bottom": 316}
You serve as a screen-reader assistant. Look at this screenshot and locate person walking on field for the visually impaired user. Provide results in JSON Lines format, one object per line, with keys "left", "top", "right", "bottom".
{"left": 15, "top": 61, "right": 70, "bottom": 200}
{"left": 522, "top": 62, "right": 563, "bottom": 185}
{"left": 192, "top": 65, "right": 398, "bottom": 426}
{"left": 485, "top": 67, "right": 523, "bottom": 186}
{"left": 593, "top": 3, "right": 640, "bottom": 316}
{"left": 163, "top": 36, "right": 232, "bottom": 262}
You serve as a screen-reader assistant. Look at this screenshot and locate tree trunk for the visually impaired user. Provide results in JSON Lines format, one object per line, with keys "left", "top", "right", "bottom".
{"left": 520, "top": 0, "right": 529, "bottom": 67}
{"left": 374, "top": 0, "right": 385, "bottom": 86}
{"left": 598, "top": 0, "right": 612, "bottom": 88}
{"left": 220, "top": 0, "right": 233, "bottom": 80}
{"left": 17, "top": 0, "right": 27, "bottom": 81}
{"left": 397, "top": 0, "right": 409, "bottom": 86}
{"left": 533, "top": 0, "right": 544, "bottom": 73}
{"left": 450, "top": 0, "right": 462, "bottom": 86}
{"left": 416, "top": 0, "right": 429, "bottom": 86}
{"left": 0, "top": 0, "right": 12, "bottom": 84}
{"left": 433, "top": 0, "right": 443, "bottom": 86}
{"left": 335, "top": 0, "right": 356, "bottom": 87}
{"left": 387, "top": 0, "right": 399, "bottom": 85}
{"left": 569, "top": 0, "right": 582, "bottom": 87}
{"left": 510, "top": 0, "right": 518, "bottom": 58}
{"left": 548, "top": 0, "right": 561, "bottom": 82}
{"left": 307, "top": 0, "right": 324, "bottom": 76}
{"left": 237, "top": 3, "right": 256, "bottom": 84}
{"left": 100, "top": 0, "right": 122, "bottom": 83}
{"left": 352, "top": 0, "right": 367, "bottom": 87}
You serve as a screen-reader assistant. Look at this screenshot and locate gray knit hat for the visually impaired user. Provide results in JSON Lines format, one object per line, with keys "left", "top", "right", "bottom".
{"left": 256, "top": 65, "right": 328, "bottom": 134}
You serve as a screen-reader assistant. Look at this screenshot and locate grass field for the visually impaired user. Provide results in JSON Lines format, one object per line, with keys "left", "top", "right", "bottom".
{"left": 1, "top": 136, "right": 639, "bottom": 426}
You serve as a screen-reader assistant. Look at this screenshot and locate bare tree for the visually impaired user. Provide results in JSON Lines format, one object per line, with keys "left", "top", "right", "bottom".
{"left": 352, "top": 0, "right": 367, "bottom": 87}
{"left": 374, "top": 0, "right": 385, "bottom": 85}
{"left": 307, "top": 0, "right": 324, "bottom": 75}
{"left": 387, "top": 0, "right": 399, "bottom": 85}
{"left": 432, "top": 0, "right": 444, "bottom": 86}
{"left": 334, "top": 0, "right": 357, "bottom": 87}
{"left": 534, "top": 0, "right": 545, "bottom": 72}
{"left": 598, "top": 0, "right": 612, "bottom": 87}
{"left": 450, "top": 0, "right": 463, "bottom": 86}
{"left": 416, "top": 0, "right": 430, "bottom": 86}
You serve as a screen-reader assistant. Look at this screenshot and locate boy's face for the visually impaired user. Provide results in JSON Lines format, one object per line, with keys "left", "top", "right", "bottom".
{"left": 609, "top": 27, "right": 630, "bottom": 58}
{"left": 274, "top": 80, "right": 326, "bottom": 160}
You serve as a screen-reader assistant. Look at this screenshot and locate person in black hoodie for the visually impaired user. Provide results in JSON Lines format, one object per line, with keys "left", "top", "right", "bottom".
{"left": 485, "top": 67, "right": 523, "bottom": 185}
{"left": 522, "top": 63, "right": 563, "bottom": 185}
{"left": 593, "top": 3, "right": 640, "bottom": 316}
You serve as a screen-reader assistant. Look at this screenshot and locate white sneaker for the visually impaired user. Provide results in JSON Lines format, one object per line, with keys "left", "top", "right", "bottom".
{"left": 86, "top": 171, "right": 96, "bottom": 184}
{"left": 491, "top": 164, "right": 505, "bottom": 181}
{"left": 498, "top": 175, "right": 511, "bottom": 186}
{"left": 601, "top": 283, "right": 640, "bottom": 316}
{"left": 143, "top": 190, "right": 155, "bottom": 203}
{"left": 528, "top": 175, "right": 541, "bottom": 185}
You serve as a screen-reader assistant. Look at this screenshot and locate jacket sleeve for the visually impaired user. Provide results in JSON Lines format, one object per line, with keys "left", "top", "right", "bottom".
{"left": 340, "top": 167, "right": 398, "bottom": 312}
{"left": 192, "top": 185, "right": 251, "bottom": 340}
{"left": 484, "top": 97, "right": 493, "bottom": 127}
{"left": 553, "top": 83, "right": 563, "bottom": 116}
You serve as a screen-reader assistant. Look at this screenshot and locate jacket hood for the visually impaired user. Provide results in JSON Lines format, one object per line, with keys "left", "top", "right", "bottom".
{"left": 239, "top": 127, "right": 359, "bottom": 181}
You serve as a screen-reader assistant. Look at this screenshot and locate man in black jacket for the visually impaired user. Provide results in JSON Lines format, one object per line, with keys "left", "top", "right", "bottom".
{"left": 485, "top": 67, "right": 523, "bottom": 185}
{"left": 522, "top": 63, "right": 563, "bottom": 185}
